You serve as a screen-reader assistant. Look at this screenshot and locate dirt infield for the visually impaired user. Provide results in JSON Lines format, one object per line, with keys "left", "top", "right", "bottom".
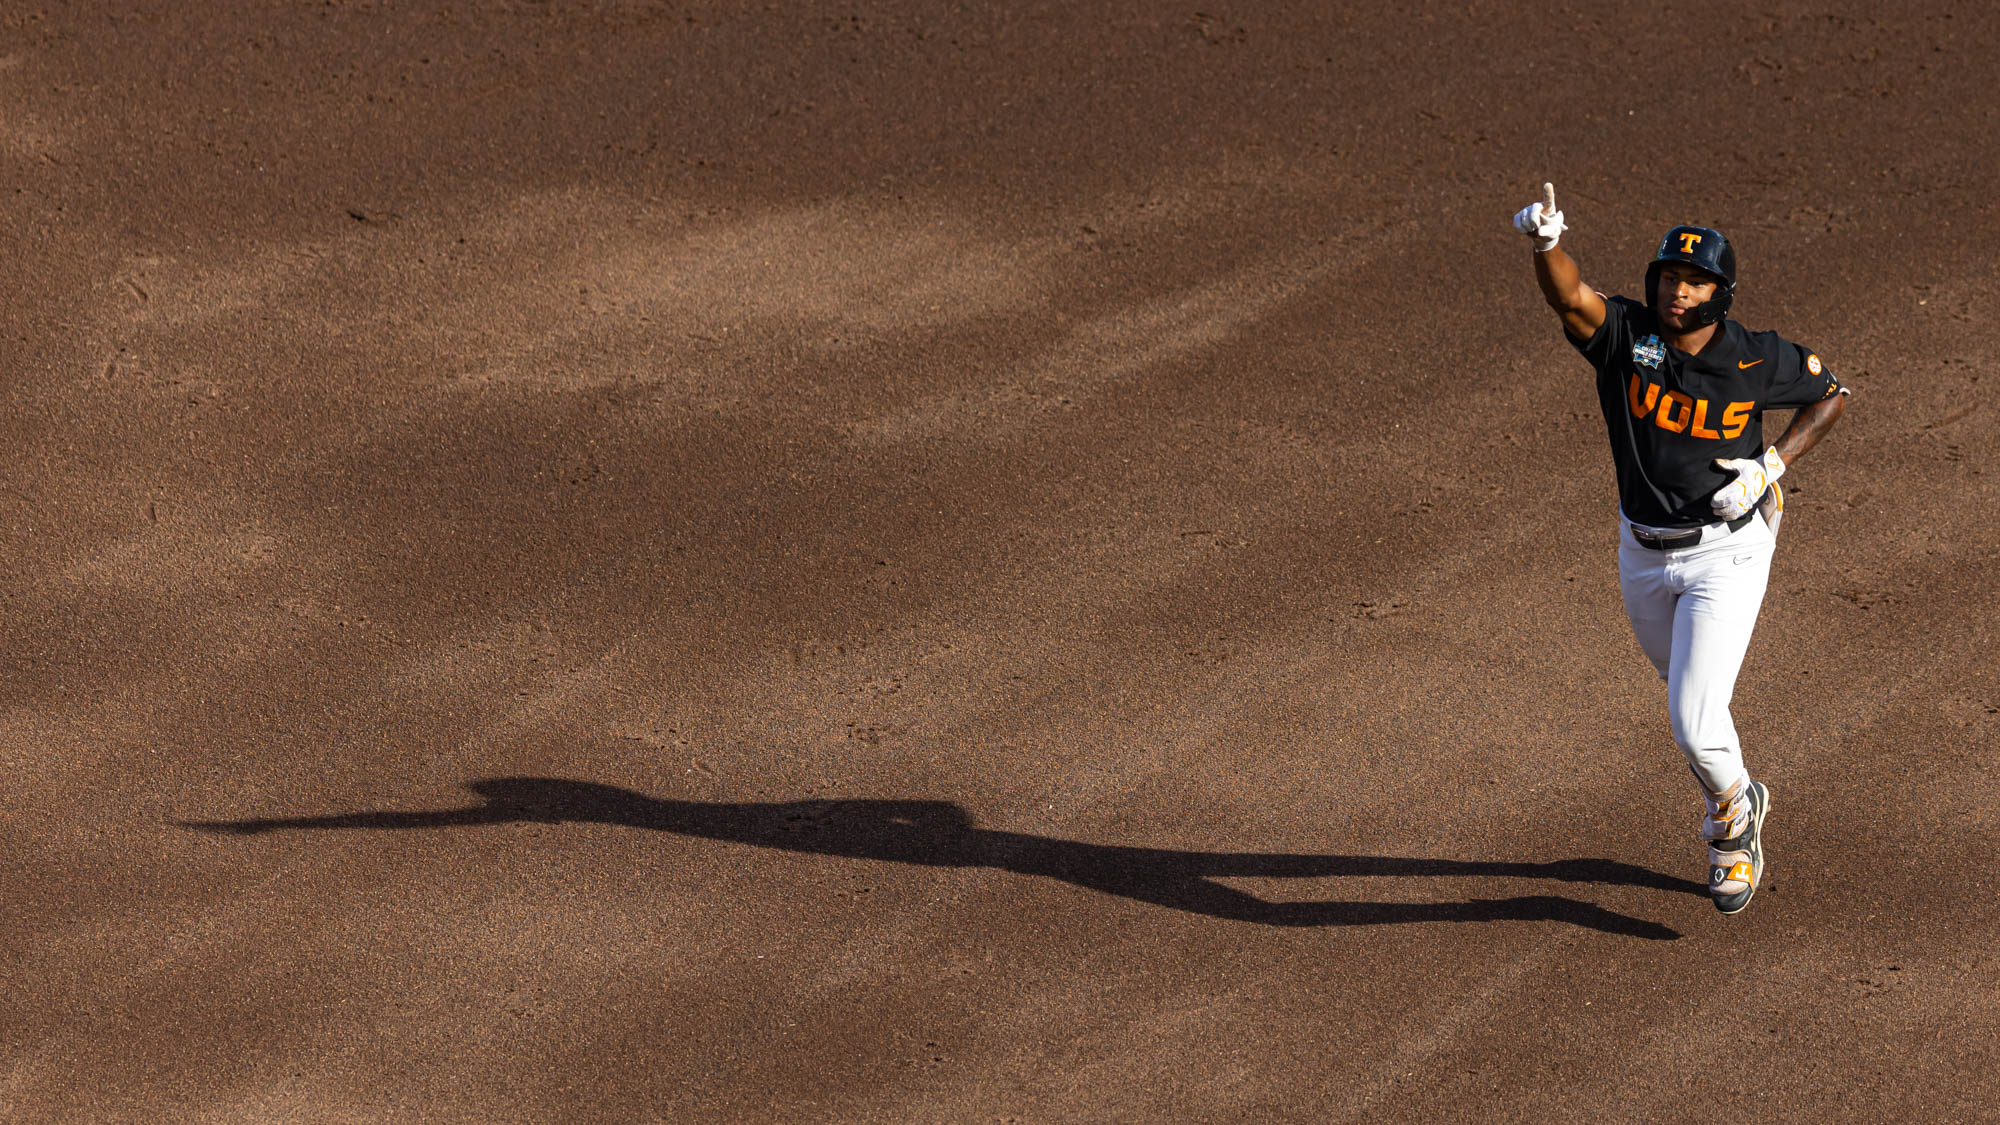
{"left": 5, "top": 2, "right": 1996, "bottom": 1121}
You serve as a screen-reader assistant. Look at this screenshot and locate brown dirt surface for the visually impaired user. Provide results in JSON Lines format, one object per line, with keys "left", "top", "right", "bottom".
{"left": 5, "top": 2, "right": 1997, "bottom": 1121}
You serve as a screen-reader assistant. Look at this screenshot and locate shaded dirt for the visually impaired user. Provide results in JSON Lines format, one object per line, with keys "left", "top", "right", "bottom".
{"left": 4, "top": 2, "right": 1996, "bottom": 1121}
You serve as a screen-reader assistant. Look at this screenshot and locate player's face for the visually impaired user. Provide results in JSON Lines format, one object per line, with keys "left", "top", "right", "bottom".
{"left": 1656, "top": 263, "right": 1721, "bottom": 330}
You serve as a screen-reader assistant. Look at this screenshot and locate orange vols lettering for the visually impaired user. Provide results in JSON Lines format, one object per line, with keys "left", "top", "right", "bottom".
{"left": 1656, "top": 390, "right": 1694, "bottom": 434}
{"left": 1629, "top": 378, "right": 1755, "bottom": 441}
{"left": 1721, "top": 401, "right": 1753, "bottom": 439}
{"left": 1678, "top": 232, "right": 1702, "bottom": 253}
{"left": 1628, "top": 374, "right": 1660, "bottom": 418}
{"left": 1690, "top": 399, "right": 1721, "bottom": 439}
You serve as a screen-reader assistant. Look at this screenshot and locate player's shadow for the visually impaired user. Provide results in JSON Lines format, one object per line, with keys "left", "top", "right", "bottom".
{"left": 184, "top": 777, "right": 1699, "bottom": 940}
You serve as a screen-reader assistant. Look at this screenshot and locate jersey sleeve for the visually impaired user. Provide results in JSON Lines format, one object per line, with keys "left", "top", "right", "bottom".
{"left": 1763, "top": 341, "right": 1844, "bottom": 407}
{"left": 1568, "top": 295, "right": 1637, "bottom": 369}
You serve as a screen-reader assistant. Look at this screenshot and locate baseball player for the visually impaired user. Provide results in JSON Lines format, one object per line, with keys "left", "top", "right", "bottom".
{"left": 1514, "top": 185, "right": 1848, "bottom": 914}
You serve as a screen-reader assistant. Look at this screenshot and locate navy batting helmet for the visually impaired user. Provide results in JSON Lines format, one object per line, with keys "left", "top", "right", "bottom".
{"left": 1646, "top": 225, "right": 1736, "bottom": 326}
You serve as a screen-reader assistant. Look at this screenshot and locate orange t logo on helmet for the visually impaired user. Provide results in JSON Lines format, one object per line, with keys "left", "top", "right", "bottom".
{"left": 1677, "top": 232, "right": 1703, "bottom": 253}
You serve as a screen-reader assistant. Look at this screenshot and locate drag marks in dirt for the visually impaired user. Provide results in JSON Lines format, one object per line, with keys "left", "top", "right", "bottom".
{"left": 1322, "top": 944, "right": 1555, "bottom": 1124}
{"left": 355, "top": 188, "right": 1061, "bottom": 400}
{"left": 839, "top": 225, "right": 1408, "bottom": 453}
{"left": 184, "top": 777, "right": 1692, "bottom": 941}
{"left": 45, "top": 170, "right": 1390, "bottom": 509}
{"left": 0, "top": 95, "right": 71, "bottom": 168}
{"left": 0, "top": 873, "right": 312, "bottom": 1118}
{"left": 26, "top": 175, "right": 1331, "bottom": 609}
{"left": 7, "top": 832, "right": 684, "bottom": 1122}
{"left": 100, "top": 246, "right": 334, "bottom": 334}
{"left": 59, "top": 521, "right": 284, "bottom": 595}
{"left": 258, "top": 174, "right": 1401, "bottom": 444}
{"left": 843, "top": 261, "right": 1291, "bottom": 449}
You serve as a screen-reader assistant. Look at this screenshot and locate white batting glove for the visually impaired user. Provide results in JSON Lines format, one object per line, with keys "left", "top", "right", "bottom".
{"left": 1711, "top": 447, "right": 1786, "bottom": 520}
{"left": 1512, "top": 202, "right": 1566, "bottom": 251}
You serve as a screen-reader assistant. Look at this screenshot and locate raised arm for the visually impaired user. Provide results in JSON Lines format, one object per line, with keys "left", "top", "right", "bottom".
{"left": 1515, "top": 184, "right": 1607, "bottom": 342}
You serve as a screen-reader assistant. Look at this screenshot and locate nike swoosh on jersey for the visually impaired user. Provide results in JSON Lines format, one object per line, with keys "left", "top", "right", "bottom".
{"left": 1732, "top": 554, "right": 1756, "bottom": 565}
{"left": 1737, "top": 359, "right": 1764, "bottom": 369}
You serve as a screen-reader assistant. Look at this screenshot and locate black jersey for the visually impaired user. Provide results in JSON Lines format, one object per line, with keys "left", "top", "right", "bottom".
{"left": 1570, "top": 296, "right": 1842, "bottom": 528}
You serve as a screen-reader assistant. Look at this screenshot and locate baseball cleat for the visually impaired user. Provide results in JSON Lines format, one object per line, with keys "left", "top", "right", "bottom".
{"left": 1707, "top": 780, "right": 1770, "bottom": 915}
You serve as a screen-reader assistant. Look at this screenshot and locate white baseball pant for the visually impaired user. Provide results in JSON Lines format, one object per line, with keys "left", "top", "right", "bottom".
{"left": 1616, "top": 512, "right": 1778, "bottom": 797}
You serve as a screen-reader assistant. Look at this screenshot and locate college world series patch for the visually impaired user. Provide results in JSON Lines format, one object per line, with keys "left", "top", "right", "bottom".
{"left": 1632, "top": 335, "right": 1666, "bottom": 369}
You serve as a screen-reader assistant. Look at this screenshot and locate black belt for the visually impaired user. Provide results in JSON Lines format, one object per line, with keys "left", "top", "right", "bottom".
{"left": 1630, "top": 511, "right": 1754, "bottom": 551}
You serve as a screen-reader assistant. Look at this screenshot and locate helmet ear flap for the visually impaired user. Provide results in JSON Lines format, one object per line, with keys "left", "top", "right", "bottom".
{"left": 1698, "top": 237, "right": 1738, "bottom": 325}
{"left": 1694, "top": 283, "right": 1734, "bottom": 326}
